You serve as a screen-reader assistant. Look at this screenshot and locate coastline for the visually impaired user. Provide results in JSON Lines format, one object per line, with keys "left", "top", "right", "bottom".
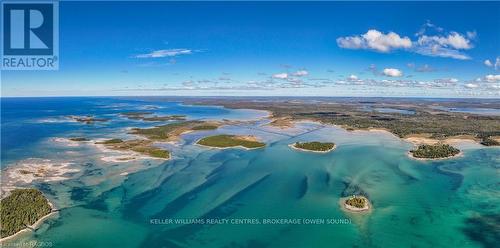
{"left": 288, "top": 143, "right": 337, "bottom": 153}
{"left": 403, "top": 135, "right": 480, "bottom": 146}
{"left": 0, "top": 199, "right": 57, "bottom": 243}
{"left": 267, "top": 114, "right": 493, "bottom": 148}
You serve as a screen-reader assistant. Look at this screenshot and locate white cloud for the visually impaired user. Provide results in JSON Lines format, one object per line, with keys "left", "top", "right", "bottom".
{"left": 417, "top": 32, "right": 472, "bottom": 50}
{"left": 272, "top": 73, "right": 288, "bottom": 79}
{"left": 496, "top": 57, "right": 500, "bottom": 71}
{"left": 337, "top": 29, "right": 412, "bottom": 52}
{"left": 135, "top": 49, "right": 193, "bottom": 58}
{"left": 337, "top": 23, "right": 475, "bottom": 60}
{"left": 485, "top": 74, "right": 500, "bottom": 82}
{"left": 293, "top": 70, "right": 309, "bottom": 77}
{"left": 383, "top": 68, "right": 403, "bottom": 77}
{"left": 465, "top": 83, "right": 479, "bottom": 89}
{"left": 414, "top": 29, "right": 473, "bottom": 60}
{"left": 336, "top": 36, "right": 364, "bottom": 49}
{"left": 484, "top": 59, "right": 493, "bottom": 67}
{"left": 348, "top": 74, "right": 358, "bottom": 81}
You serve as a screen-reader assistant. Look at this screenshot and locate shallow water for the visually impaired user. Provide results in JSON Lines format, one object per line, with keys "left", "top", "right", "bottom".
{"left": 1, "top": 97, "right": 499, "bottom": 248}
{"left": 431, "top": 106, "right": 500, "bottom": 116}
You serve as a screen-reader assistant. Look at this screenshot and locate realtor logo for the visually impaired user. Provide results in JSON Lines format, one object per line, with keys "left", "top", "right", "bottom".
{"left": 2, "top": 1, "right": 59, "bottom": 70}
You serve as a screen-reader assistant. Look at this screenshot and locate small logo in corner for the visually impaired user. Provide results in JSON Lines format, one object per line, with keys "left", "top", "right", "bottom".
{"left": 2, "top": 1, "right": 59, "bottom": 70}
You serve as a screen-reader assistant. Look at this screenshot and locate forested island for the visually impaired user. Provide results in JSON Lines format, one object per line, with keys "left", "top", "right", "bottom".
{"left": 290, "top": 141, "right": 336, "bottom": 153}
{"left": 342, "top": 195, "right": 371, "bottom": 212}
{"left": 409, "top": 143, "right": 461, "bottom": 159}
{"left": 197, "top": 134, "right": 265, "bottom": 149}
{"left": 0, "top": 189, "right": 52, "bottom": 239}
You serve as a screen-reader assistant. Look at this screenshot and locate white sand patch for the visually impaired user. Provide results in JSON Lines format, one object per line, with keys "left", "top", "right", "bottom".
{"left": 100, "top": 155, "right": 138, "bottom": 163}
{"left": 52, "top": 137, "right": 81, "bottom": 147}
{"left": 3, "top": 159, "right": 79, "bottom": 185}
{"left": 35, "top": 117, "right": 77, "bottom": 124}
{"left": 1, "top": 159, "right": 80, "bottom": 196}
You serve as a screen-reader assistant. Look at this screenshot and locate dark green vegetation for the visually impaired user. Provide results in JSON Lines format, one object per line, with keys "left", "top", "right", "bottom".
{"left": 0, "top": 189, "right": 52, "bottom": 237}
{"left": 98, "top": 139, "right": 170, "bottom": 159}
{"left": 69, "top": 115, "right": 108, "bottom": 124}
{"left": 130, "top": 146, "right": 170, "bottom": 159}
{"left": 345, "top": 196, "right": 367, "bottom": 208}
{"left": 97, "top": 120, "right": 224, "bottom": 159}
{"left": 96, "top": 138, "right": 124, "bottom": 144}
{"left": 184, "top": 97, "right": 500, "bottom": 145}
{"left": 197, "top": 135, "right": 265, "bottom": 149}
{"left": 410, "top": 143, "right": 460, "bottom": 159}
{"left": 121, "top": 112, "right": 186, "bottom": 121}
{"left": 480, "top": 137, "right": 500, "bottom": 146}
{"left": 293, "top": 141, "right": 335, "bottom": 151}
{"left": 130, "top": 120, "right": 220, "bottom": 140}
{"left": 190, "top": 124, "right": 219, "bottom": 131}
{"left": 68, "top": 137, "right": 89, "bottom": 141}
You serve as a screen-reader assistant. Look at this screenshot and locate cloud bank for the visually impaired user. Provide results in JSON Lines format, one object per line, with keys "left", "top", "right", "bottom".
{"left": 337, "top": 22, "right": 475, "bottom": 60}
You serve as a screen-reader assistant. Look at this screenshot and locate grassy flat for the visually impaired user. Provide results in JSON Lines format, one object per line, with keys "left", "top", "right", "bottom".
{"left": 410, "top": 143, "right": 460, "bottom": 159}
{"left": 0, "top": 189, "right": 52, "bottom": 237}
{"left": 292, "top": 141, "right": 335, "bottom": 152}
{"left": 96, "top": 138, "right": 124, "bottom": 144}
{"left": 191, "top": 124, "right": 219, "bottom": 130}
{"left": 130, "top": 120, "right": 221, "bottom": 140}
{"left": 197, "top": 134, "right": 265, "bottom": 149}
{"left": 98, "top": 139, "right": 170, "bottom": 159}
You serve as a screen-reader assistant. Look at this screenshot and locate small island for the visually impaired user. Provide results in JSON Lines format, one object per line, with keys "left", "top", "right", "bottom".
{"left": 340, "top": 195, "right": 371, "bottom": 213}
{"left": 290, "top": 141, "right": 336, "bottom": 153}
{"left": 96, "top": 139, "right": 170, "bottom": 159}
{"left": 197, "top": 134, "right": 265, "bottom": 149}
{"left": 68, "top": 115, "right": 108, "bottom": 124}
{"left": 0, "top": 189, "right": 53, "bottom": 240}
{"left": 409, "top": 143, "right": 461, "bottom": 160}
{"left": 68, "top": 137, "right": 89, "bottom": 141}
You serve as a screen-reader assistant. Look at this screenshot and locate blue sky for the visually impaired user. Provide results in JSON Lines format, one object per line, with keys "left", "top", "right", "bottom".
{"left": 2, "top": 1, "right": 500, "bottom": 97}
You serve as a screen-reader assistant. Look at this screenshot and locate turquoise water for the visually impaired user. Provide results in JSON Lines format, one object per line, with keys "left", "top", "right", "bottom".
{"left": 1, "top": 98, "right": 499, "bottom": 248}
